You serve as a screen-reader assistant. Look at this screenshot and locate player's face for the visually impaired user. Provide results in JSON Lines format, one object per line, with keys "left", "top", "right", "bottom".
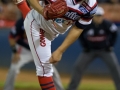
{"left": 93, "top": 15, "right": 103, "bottom": 24}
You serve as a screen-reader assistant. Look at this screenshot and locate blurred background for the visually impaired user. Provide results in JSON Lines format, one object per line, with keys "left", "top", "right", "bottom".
{"left": 0, "top": 0, "right": 120, "bottom": 90}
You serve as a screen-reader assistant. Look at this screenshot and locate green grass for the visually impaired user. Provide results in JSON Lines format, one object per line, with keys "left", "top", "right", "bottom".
{"left": 0, "top": 82, "right": 40, "bottom": 90}
{"left": 0, "top": 81, "right": 115, "bottom": 90}
{"left": 15, "top": 82, "right": 39, "bottom": 89}
{"left": 0, "top": 82, "right": 4, "bottom": 88}
{"left": 78, "top": 83, "right": 115, "bottom": 90}
{"left": 63, "top": 82, "right": 115, "bottom": 90}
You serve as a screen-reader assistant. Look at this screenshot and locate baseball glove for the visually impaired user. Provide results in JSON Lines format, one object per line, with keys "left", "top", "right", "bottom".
{"left": 43, "top": 0, "right": 69, "bottom": 20}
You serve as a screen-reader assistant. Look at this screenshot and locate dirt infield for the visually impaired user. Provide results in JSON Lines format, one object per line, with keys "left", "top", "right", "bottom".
{"left": 0, "top": 67, "right": 70, "bottom": 90}
{"left": 0, "top": 67, "right": 115, "bottom": 90}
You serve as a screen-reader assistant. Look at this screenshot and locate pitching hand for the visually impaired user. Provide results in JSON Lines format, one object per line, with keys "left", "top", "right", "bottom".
{"left": 49, "top": 49, "right": 63, "bottom": 64}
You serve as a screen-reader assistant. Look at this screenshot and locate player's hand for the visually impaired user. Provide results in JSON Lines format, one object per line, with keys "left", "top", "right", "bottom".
{"left": 12, "top": 53, "right": 20, "bottom": 63}
{"left": 49, "top": 49, "right": 63, "bottom": 64}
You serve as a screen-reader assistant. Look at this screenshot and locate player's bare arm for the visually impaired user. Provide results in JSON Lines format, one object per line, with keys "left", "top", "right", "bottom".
{"left": 49, "top": 25, "right": 83, "bottom": 63}
{"left": 28, "top": 0, "right": 43, "bottom": 15}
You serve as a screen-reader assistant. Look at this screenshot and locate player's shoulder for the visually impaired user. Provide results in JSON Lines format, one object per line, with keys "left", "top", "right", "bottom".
{"left": 103, "top": 19, "right": 118, "bottom": 31}
{"left": 103, "top": 19, "right": 113, "bottom": 25}
{"left": 15, "top": 18, "right": 24, "bottom": 31}
{"left": 68, "top": 0, "right": 98, "bottom": 13}
{"left": 69, "top": 0, "right": 97, "bottom": 6}
{"left": 16, "top": 18, "right": 24, "bottom": 27}
{"left": 16, "top": 18, "right": 24, "bottom": 24}
{"left": 87, "top": 0, "right": 97, "bottom": 8}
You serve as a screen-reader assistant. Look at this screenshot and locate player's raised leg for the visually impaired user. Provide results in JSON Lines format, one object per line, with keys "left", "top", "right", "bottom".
{"left": 13, "top": 0, "right": 30, "bottom": 19}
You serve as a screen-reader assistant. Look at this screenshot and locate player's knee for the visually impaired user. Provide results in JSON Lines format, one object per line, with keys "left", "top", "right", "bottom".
{"left": 12, "top": 59, "right": 20, "bottom": 63}
{"left": 36, "top": 64, "right": 54, "bottom": 77}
